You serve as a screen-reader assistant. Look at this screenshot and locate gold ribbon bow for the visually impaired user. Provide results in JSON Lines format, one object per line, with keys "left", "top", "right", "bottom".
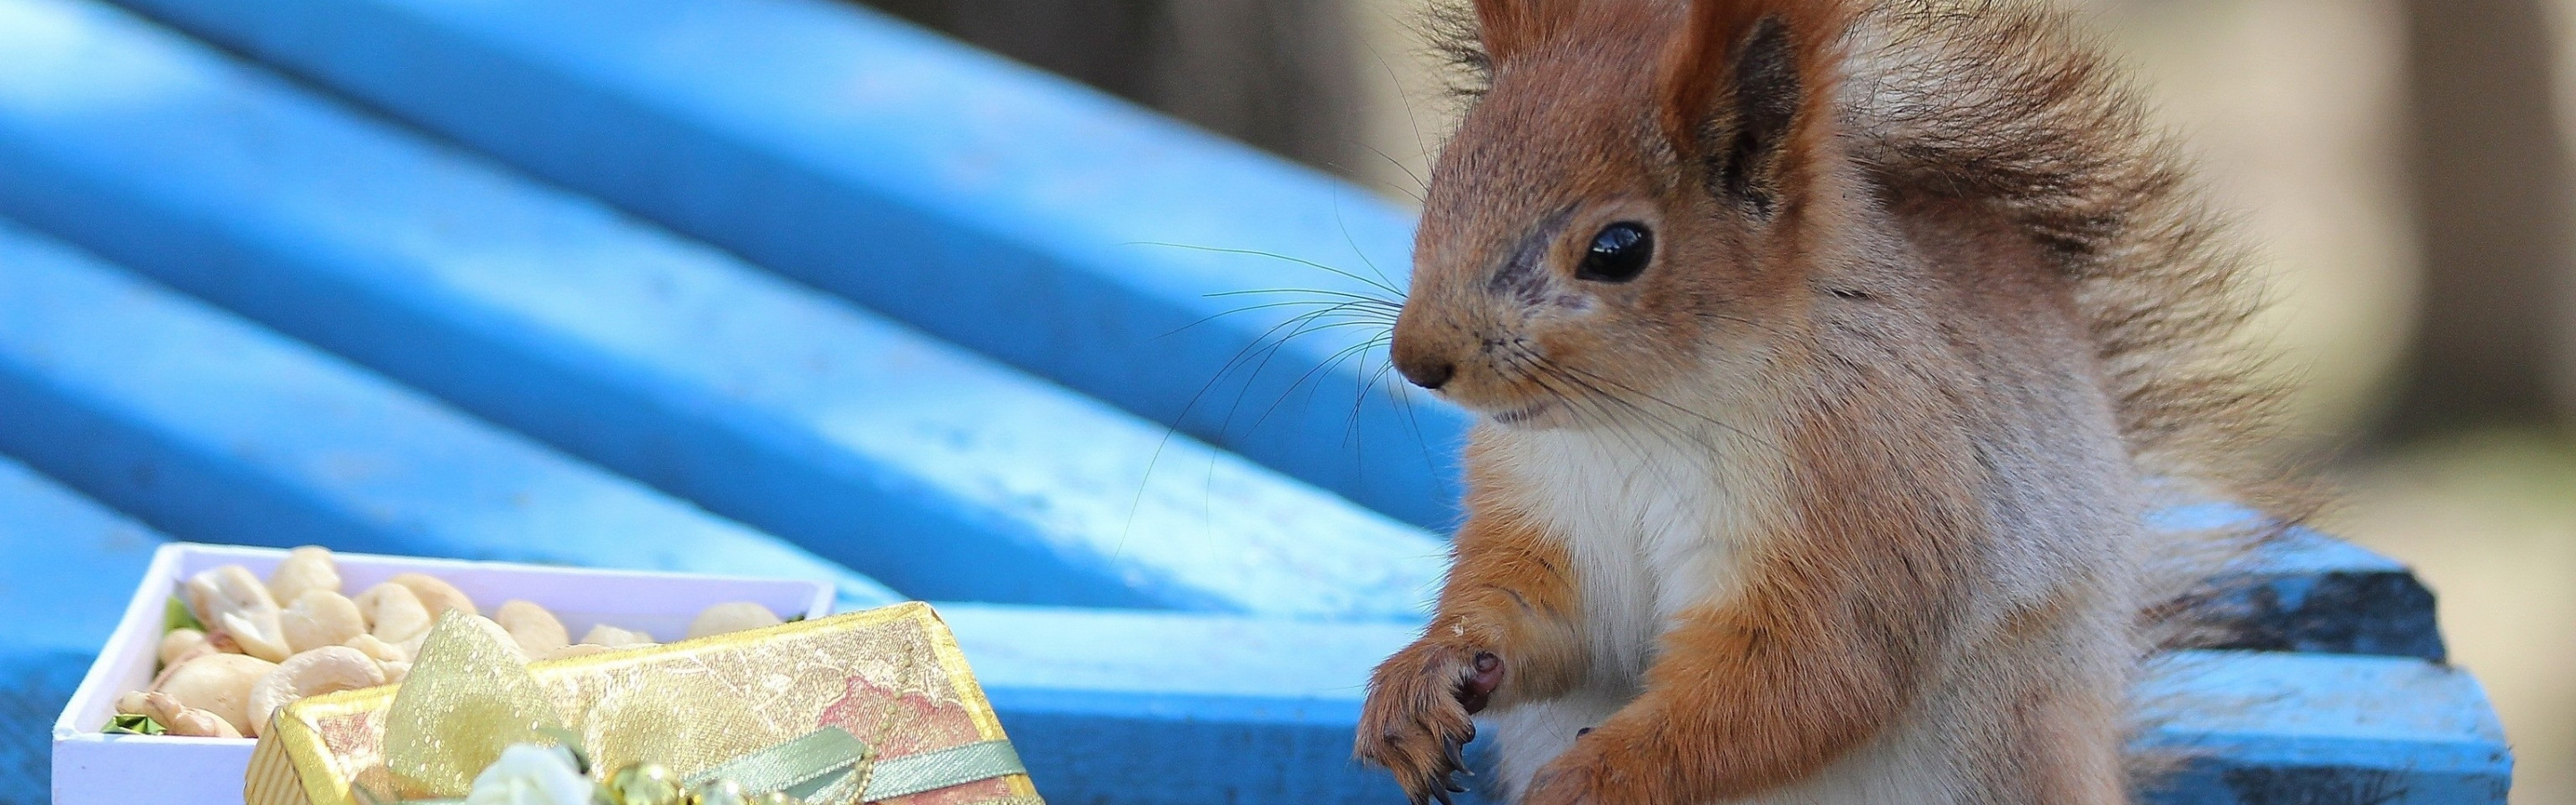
{"left": 381, "top": 614, "right": 569, "bottom": 795}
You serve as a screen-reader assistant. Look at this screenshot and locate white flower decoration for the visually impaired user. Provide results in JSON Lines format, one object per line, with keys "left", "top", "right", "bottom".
{"left": 462, "top": 743, "right": 593, "bottom": 805}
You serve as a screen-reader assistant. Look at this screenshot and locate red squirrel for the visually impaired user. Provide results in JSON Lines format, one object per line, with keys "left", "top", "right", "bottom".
{"left": 1354, "top": 0, "right": 2296, "bottom": 802}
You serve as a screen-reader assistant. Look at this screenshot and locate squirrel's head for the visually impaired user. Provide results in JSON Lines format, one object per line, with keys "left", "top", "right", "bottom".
{"left": 1393, "top": 0, "right": 1854, "bottom": 428}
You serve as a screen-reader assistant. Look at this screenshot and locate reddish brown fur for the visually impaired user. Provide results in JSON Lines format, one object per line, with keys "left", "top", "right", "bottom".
{"left": 1470, "top": 0, "right": 1575, "bottom": 64}
{"left": 1356, "top": 451, "right": 1588, "bottom": 798}
{"left": 1656, "top": 0, "right": 1852, "bottom": 161}
{"left": 1357, "top": 0, "right": 2292, "bottom": 802}
{"left": 1516, "top": 394, "right": 1984, "bottom": 802}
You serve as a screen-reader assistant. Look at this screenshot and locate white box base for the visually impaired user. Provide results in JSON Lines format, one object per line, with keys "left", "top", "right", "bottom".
{"left": 53, "top": 543, "right": 835, "bottom": 805}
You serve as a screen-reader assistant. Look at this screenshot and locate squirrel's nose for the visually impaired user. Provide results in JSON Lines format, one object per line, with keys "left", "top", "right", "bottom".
{"left": 1398, "top": 357, "right": 1455, "bottom": 390}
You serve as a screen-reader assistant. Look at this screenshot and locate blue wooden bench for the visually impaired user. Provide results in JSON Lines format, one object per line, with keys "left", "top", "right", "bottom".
{"left": 0, "top": 0, "right": 2510, "bottom": 802}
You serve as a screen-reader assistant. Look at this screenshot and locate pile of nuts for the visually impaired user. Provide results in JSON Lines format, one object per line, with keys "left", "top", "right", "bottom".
{"left": 118, "top": 547, "right": 789, "bottom": 738}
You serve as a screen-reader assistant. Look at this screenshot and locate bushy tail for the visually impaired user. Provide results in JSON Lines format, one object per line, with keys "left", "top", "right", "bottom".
{"left": 1836, "top": 1, "right": 2325, "bottom": 792}
{"left": 1838, "top": 0, "right": 2316, "bottom": 637}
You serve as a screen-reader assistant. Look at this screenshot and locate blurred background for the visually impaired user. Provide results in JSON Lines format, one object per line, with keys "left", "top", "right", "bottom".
{"left": 859, "top": 0, "right": 2576, "bottom": 799}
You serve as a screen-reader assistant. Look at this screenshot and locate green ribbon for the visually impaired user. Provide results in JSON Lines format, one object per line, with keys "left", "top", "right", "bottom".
{"left": 682, "top": 731, "right": 1028, "bottom": 802}
{"left": 683, "top": 727, "right": 873, "bottom": 801}
{"left": 860, "top": 740, "right": 1027, "bottom": 801}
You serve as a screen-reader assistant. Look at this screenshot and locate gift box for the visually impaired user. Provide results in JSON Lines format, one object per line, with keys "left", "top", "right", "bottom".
{"left": 52, "top": 543, "right": 837, "bottom": 805}
{"left": 247, "top": 603, "right": 1039, "bottom": 805}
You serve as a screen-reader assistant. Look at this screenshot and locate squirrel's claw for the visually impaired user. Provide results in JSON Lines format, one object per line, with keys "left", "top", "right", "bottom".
{"left": 1358, "top": 641, "right": 1495, "bottom": 804}
{"left": 1426, "top": 732, "right": 1476, "bottom": 800}
{"left": 1400, "top": 724, "right": 1473, "bottom": 803}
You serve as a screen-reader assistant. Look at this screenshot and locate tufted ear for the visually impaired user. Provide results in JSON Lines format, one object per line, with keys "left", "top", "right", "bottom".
{"left": 1658, "top": 0, "right": 1852, "bottom": 213}
{"left": 1470, "top": 0, "right": 1575, "bottom": 64}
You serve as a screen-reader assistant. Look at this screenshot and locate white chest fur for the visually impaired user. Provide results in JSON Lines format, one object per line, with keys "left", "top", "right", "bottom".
{"left": 1492, "top": 421, "right": 1777, "bottom": 682}
{"left": 1477, "top": 420, "right": 1784, "bottom": 800}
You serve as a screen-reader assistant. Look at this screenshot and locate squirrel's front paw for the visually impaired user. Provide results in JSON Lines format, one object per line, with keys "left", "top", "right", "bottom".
{"left": 1354, "top": 641, "right": 1504, "bottom": 804}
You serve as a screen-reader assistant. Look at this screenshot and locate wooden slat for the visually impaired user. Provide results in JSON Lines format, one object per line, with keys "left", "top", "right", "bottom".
{"left": 2185, "top": 513, "right": 2445, "bottom": 661}
{"left": 106, "top": 0, "right": 1473, "bottom": 529}
{"left": 943, "top": 605, "right": 2510, "bottom": 805}
{"left": 0, "top": 455, "right": 163, "bottom": 657}
{"left": 0, "top": 217, "right": 900, "bottom": 609}
{"left": 2135, "top": 651, "right": 2512, "bottom": 804}
{"left": 0, "top": 0, "right": 1445, "bottom": 620}
{"left": 0, "top": 455, "right": 166, "bottom": 804}
{"left": 0, "top": 648, "right": 92, "bottom": 804}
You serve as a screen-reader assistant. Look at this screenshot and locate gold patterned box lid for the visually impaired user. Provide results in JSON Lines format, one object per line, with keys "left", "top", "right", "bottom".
{"left": 247, "top": 603, "right": 1042, "bottom": 805}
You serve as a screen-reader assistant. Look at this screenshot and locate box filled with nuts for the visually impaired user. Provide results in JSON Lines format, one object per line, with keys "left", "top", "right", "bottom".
{"left": 51, "top": 543, "right": 835, "bottom": 805}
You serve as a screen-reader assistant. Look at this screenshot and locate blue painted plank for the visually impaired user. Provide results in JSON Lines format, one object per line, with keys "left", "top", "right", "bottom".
{"left": 0, "top": 455, "right": 164, "bottom": 657}
{"left": 2158, "top": 504, "right": 2445, "bottom": 661}
{"left": 0, "top": 0, "right": 1445, "bottom": 619}
{"left": 2135, "top": 651, "right": 2512, "bottom": 804}
{"left": 0, "top": 454, "right": 169, "bottom": 805}
{"left": 945, "top": 606, "right": 1434, "bottom": 805}
{"left": 0, "top": 217, "right": 901, "bottom": 610}
{"left": 942, "top": 605, "right": 2508, "bottom": 805}
{"left": 2196, "top": 529, "right": 2445, "bottom": 661}
{"left": 106, "top": 0, "right": 1471, "bottom": 530}
{"left": 0, "top": 648, "right": 90, "bottom": 805}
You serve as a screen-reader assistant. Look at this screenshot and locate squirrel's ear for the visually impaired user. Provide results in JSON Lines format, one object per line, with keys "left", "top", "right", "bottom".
{"left": 1471, "top": 0, "right": 1572, "bottom": 64}
{"left": 1659, "top": 0, "right": 1851, "bottom": 212}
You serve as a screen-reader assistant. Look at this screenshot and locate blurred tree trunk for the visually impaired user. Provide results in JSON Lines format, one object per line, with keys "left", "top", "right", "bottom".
{"left": 2377, "top": 0, "right": 2576, "bottom": 443}
{"left": 860, "top": 0, "right": 1367, "bottom": 180}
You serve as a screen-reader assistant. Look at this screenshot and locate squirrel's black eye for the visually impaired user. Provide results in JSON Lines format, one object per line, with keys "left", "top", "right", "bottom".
{"left": 1576, "top": 222, "right": 1653, "bottom": 284}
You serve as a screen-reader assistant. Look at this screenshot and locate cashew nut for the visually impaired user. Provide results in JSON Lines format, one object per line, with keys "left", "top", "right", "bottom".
{"left": 158, "top": 628, "right": 213, "bottom": 668}
{"left": 495, "top": 600, "right": 568, "bottom": 657}
{"left": 126, "top": 691, "right": 242, "bottom": 738}
{"left": 343, "top": 633, "right": 409, "bottom": 664}
{"left": 282, "top": 590, "right": 367, "bottom": 655}
{"left": 266, "top": 546, "right": 341, "bottom": 605}
{"left": 389, "top": 572, "right": 478, "bottom": 618}
{"left": 344, "top": 634, "right": 413, "bottom": 682}
{"left": 185, "top": 565, "right": 290, "bottom": 662}
{"left": 686, "top": 602, "right": 783, "bottom": 639}
{"left": 353, "top": 582, "right": 432, "bottom": 645}
{"left": 151, "top": 653, "right": 277, "bottom": 736}
{"left": 424, "top": 614, "right": 526, "bottom": 660}
{"left": 247, "top": 647, "right": 386, "bottom": 736}
{"left": 579, "top": 624, "right": 655, "bottom": 648}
